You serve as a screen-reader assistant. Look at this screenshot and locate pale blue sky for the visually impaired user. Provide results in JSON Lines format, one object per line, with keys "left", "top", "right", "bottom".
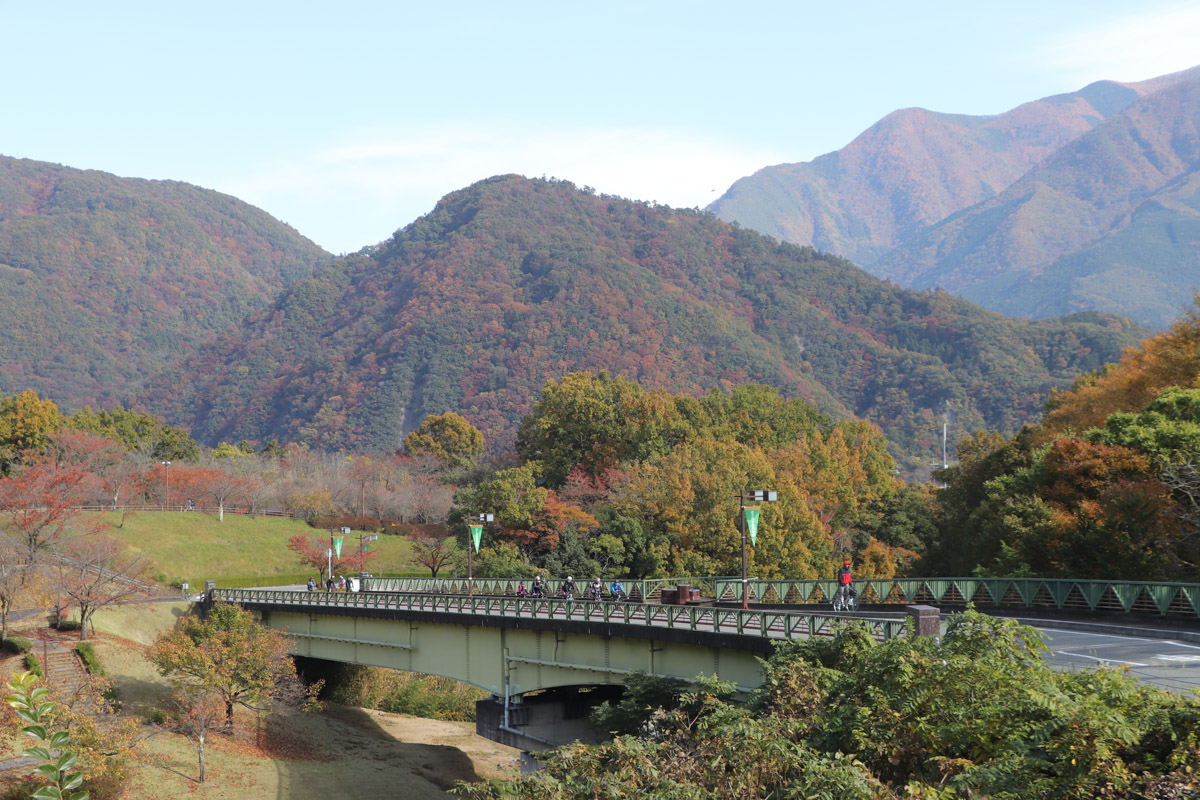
{"left": 4, "top": 1, "right": 1199, "bottom": 253}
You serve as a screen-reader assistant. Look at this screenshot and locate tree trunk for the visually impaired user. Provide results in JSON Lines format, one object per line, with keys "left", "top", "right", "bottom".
{"left": 198, "top": 732, "right": 206, "bottom": 783}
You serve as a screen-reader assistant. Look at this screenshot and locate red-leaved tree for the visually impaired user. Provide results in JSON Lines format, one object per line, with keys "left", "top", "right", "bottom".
{"left": 287, "top": 532, "right": 377, "bottom": 581}
{"left": 0, "top": 458, "right": 102, "bottom": 562}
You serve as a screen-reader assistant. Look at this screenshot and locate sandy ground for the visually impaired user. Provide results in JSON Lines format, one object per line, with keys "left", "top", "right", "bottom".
{"left": 1, "top": 606, "right": 521, "bottom": 800}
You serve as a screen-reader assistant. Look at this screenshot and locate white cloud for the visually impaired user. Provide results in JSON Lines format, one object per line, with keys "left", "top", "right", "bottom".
{"left": 217, "top": 123, "right": 786, "bottom": 253}
{"left": 1039, "top": 4, "right": 1200, "bottom": 84}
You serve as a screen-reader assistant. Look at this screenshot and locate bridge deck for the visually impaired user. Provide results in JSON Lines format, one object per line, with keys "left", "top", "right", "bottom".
{"left": 216, "top": 587, "right": 912, "bottom": 644}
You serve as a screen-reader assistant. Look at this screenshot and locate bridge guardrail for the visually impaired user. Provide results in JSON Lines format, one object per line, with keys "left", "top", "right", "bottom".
{"left": 216, "top": 588, "right": 909, "bottom": 642}
{"left": 363, "top": 576, "right": 1200, "bottom": 618}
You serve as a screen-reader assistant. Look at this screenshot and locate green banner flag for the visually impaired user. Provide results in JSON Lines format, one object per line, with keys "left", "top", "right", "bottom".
{"left": 470, "top": 524, "right": 483, "bottom": 553}
{"left": 333, "top": 536, "right": 344, "bottom": 559}
{"left": 744, "top": 507, "right": 761, "bottom": 547}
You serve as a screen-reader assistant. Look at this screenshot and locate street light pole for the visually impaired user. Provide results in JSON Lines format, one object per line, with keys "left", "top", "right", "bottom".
{"left": 467, "top": 513, "right": 494, "bottom": 597}
{"left": 159, "top": 461, "right": 171, "bottom": 511}
{"left": 737, "top": 489, "right": 777, "bottom": 610}
{"left": 740, "top": 490, "right": 748, "bottom": 610}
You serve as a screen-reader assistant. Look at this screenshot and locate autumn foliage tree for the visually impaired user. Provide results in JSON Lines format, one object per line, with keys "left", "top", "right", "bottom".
{"left": 0, "top": 390, "right": 64, "bottom": 474}
{"left": 407, "top": 529, "right": 458, "bottom": 578}
{"left": 53, "top": 532, "right": 153, "bottom": 640}
{"left": 150, "top": 602, "right": 320, "bottom": 725}
{"left": 402, "top": 412, "right": 484, "bottom": 465}
{"left": 0, "top": 457, "right": 102, "bottom": 562}
{"left": 286, "top": 532, "right": 377, "bottom": 581}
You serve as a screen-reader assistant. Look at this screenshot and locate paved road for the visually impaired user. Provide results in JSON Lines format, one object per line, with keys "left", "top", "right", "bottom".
{"left": 1037, "top": 627, "right": 1200, "bottom": 694}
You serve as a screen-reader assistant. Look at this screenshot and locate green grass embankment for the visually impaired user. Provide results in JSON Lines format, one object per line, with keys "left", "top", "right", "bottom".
{"left": 95, "top": 511, "right": 421, "bottom": 586}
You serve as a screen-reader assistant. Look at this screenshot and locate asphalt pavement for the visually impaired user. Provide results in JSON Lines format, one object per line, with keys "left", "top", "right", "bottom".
{"left": 1035, "top": 626, "right": 1200, "bottom": 694}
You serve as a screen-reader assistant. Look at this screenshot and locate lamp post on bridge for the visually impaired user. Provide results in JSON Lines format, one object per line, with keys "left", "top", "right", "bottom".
{"left": 356, "top": 532, "right": 378, "bottom": 560}
{"left": 467, "top": 513, "right": 493, "bottom": 597}
{"left": 737, "top": 489, "right": 777, "bottom": 610}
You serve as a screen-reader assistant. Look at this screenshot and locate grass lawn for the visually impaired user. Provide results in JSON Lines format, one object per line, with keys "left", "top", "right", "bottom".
{"left": 2, "top": 602, "right": 519, "bottom": 800}
{"left": 94, "top": 511, "right": 421, "bottom": 586}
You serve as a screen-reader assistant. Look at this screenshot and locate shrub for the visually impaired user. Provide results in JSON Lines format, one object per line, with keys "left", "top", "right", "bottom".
{"left": 23, "top": 652, "right": 42, "bottom": 677}
{"left": 326, "top": 664, "right": 484, "bottom": 721}
{"left": 381, "top": 521, "right": 445, "bottom": 537}
{"left": 308, "top": 514, "right": 382, "bottom": 532}
{"left": 77, "top": 641, "right": 104, "bottom": 676}
{"left": 2, "top": 636, "right": 32, "bottom": 655}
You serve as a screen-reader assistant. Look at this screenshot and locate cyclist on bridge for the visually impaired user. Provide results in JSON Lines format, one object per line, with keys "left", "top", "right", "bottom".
{"left": 610, "top": 578, "right": 625, "bottom": 602}
{"left": 835, "top": 560, "right": 854, "bottom": 609}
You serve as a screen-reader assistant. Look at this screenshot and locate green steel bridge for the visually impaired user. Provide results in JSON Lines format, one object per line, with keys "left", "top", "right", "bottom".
{"left": 360, "top": 575, "right": 1200, "bottom": 618}
{"left": 214, "top": 575, "right": 1199, "bottom": 750}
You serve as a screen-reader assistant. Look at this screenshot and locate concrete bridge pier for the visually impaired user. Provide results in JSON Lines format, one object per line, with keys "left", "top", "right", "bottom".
{"left": 475, "top": 684, "right": 617, "bottom": 754}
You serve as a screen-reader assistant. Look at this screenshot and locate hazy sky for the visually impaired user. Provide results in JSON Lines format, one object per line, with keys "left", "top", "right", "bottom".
{"left": 4, "top": 1, "right": 1199, "bottom": 253}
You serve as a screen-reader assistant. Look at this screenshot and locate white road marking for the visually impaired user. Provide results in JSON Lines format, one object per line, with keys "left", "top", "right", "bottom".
{"left": 1039, "top": 628, "right": 1152, "bottom": 642}
{"left": 1153, "top": 654, "right": 1200, "bottom": 663}
{"left": 1162, "top": 640, "right": 1200, "bottom": 651}
{"left": 1054, "top": 651, "right": 1148, "bottom": 666}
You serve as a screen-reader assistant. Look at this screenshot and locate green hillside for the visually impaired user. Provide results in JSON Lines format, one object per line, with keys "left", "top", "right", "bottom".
{"left": 0, "top": 155, "right": 330, "bottom": 410}
{"left": 98, "top": 511, "right": 417, "bottom": 586}
{"left": 142, "top": 175, "right": 1146, "bottom": 472}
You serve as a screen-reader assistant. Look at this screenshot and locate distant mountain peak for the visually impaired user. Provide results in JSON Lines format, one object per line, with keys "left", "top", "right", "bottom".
{"left": 709, "top": 64, "right": 1200, "bottom": 329}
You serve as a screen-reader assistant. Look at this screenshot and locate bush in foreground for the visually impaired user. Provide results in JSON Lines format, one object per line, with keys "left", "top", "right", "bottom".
{"left": 456, "top": 610, "right": 1200, "bottom": 799}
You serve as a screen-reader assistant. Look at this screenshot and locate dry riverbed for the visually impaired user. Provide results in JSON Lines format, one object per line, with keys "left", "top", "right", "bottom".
{"left": 1, "top": 603, "right": 520, "bottom": 800}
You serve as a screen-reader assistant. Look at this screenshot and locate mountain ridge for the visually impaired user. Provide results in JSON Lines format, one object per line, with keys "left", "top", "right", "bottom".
{"left": 874, "top": 73, "right": 1200, "bottom": 328}
{"left": 140, "top": 175, "right": 1146, "bottom": 471}
{"left": 0, "top": 155, "right": 331, "bottom": 410}
{"left": 709, "top": 64, "right": 1200, "bottom": 328}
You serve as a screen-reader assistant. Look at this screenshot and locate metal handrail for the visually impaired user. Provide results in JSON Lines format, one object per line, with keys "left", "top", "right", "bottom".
{"left": 216, "top": 588, "right": 908, "bottom": 642}
{"left": 356, "top": 576, "right": 1200, "bottom": 618}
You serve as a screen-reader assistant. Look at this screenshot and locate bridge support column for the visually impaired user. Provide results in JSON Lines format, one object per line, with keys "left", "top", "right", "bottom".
{"left": 907, "top": 605, "right": 941, "bottom": 637}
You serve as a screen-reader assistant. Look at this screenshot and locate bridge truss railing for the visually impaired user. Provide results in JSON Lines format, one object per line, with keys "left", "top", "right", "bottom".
{"left": 361, "top": 576, "right": 1200, "bottom": 618}
{"left": 216, "top": 588, "right": 909, "bottom": 643}
{"left": 365, "top": 576, "right": 723, "bottom": 603}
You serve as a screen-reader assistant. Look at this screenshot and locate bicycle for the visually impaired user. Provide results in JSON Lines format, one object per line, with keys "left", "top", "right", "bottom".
{"left": 832, "top": 586, "right": 858, "bottom": 612}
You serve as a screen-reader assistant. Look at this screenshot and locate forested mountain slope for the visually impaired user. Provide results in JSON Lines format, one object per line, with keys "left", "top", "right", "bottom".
{"left": 708, "top": 69, "right": 1199, "bottom": 266}
{"left": 710, "top": 65, "right": 1200, "bottom": 329}
{"left": 143, "top": 176, "right": 1145, "bottom": 470}
{"left": 0, "top": 155, "right": 329, "bottom": 409}
{"left": 874, "top": 75, "right": 1200, "bottom": 329}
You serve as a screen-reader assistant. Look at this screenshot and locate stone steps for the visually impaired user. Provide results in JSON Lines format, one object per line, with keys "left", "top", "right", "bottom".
{"left": 39, "top": 646, "right": 88, "bottom": 694}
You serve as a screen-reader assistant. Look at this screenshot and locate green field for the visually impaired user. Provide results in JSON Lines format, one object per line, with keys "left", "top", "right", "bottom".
{"left": 94, "top": 511, "right": 424, "bottom": 587}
